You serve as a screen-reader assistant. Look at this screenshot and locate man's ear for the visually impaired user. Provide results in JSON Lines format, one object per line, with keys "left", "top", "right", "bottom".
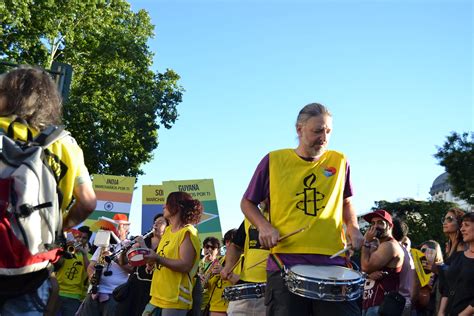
{"left": 296, "top": 123, "right": 303, "bottom": 137}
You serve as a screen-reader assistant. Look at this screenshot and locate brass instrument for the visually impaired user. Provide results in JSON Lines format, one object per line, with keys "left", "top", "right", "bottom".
{"left": 90, "top": 245, "right": 108, "bottom": 294}
{"left": 65, "top": 241, "right": 82, "bottom": 255}
{"left": 105, "top": 229, "right": 154, "bottom": 264}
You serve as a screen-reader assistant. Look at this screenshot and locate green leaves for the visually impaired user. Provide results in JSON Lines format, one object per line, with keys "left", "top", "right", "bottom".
{"left": 1, "top": 0, "right": 184, "bottom": 177}
{"left": 435, "top": 132, "right": 474, "bottom": 205}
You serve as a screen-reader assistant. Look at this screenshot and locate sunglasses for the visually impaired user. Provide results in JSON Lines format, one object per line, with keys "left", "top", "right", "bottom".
{"left": 442, "top": 215, "right": 456, "bottom": 224}
{"left": 204, "top": 244, "right": 217, "bottom": 250}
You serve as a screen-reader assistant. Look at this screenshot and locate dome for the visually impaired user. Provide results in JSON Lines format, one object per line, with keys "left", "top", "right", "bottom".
{"left": 429, "top": 172, "right": 451, "bottom": 196}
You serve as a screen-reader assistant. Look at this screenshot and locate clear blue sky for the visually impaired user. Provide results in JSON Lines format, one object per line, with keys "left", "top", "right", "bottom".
{"left": 126, "top": 0, "right": 472, "bottom": 235}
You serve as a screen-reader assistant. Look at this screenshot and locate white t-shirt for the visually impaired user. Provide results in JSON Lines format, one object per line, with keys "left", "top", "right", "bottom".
{"left": 91, "top": 245, "right": 129, "bottom": 294}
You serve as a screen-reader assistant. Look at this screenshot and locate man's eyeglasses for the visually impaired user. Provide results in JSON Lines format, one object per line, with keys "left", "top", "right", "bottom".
{"left": 204, "top": 244, "right": 217, "bottom": 250}
{"left": 442, "top": 215, "right": 455, "bottom": 224}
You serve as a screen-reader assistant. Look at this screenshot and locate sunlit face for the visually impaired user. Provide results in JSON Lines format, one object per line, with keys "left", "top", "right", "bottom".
{"left": 460, "top": 220, "right": 474, "bottom": 243}
{"left": 118, "top": 223, "right": 130, "bottom": 240}
{"left": 370, "top": 217, "right": 390, "bottom": 238}
{"left": 153, "top": 217, "right": 167, "bottom": 237}
{"left": 75, "top": 232, "right": 89, "bottom": 247}
{"left": 297, "top": 115, "right": 332, "bottom": 157}
{"left": 203, "top": 242, "right": 219, "bottom": 260}
{"left": 442, "top": 212, "right": 459, "bottom": 234}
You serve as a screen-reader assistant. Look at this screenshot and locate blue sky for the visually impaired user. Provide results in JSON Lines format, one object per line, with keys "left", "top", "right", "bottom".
{"left": 126, "top": 0, "right": 472, "bottom": 235}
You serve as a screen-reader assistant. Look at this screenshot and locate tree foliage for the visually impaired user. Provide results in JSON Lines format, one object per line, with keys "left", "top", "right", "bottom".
{"left": 371, "top": 199, "right": 458, "bottom": 247}
{"left": 0, "top": 0, "right": 184, "bottom": 177}
{"left": 434, "top": 132, "right": 474, "bottom": 205}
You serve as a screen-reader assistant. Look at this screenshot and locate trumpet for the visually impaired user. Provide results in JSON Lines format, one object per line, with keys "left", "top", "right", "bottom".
{"left": 105, "top": 229, "right": 154, "bottom": 264}
{"left": 65, "top": 241, "right": 82, "bottom": 255}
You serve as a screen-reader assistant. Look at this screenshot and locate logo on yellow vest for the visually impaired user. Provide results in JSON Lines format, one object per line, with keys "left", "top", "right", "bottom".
{"left": 324, "top": 166, "right": 337, "bottom": 177}
{"left": 296, "top": 173, "right": 325, "bottom": 216}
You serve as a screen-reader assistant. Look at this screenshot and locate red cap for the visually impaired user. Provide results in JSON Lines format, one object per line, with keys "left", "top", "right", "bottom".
{"left": 363, "top": 209, "right": 393, "bottom": 227}
{"left": 113, "top": 213, "right": 130, "bottom": 224}
{"left": 68, "top": 228, "right": 81, "bottom": 238}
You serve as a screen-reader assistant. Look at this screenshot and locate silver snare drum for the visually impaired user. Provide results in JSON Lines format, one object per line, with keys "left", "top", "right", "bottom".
{"left": 222, "top": 283, "right": 266, "bottom": 301}
{"left": 285, "top": 265, "right": 364, "bottom": 301}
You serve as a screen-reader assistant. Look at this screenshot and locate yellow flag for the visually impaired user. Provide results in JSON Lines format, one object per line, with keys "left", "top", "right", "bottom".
{"left": 410, "top": 248, "right": 432, "bottom": 287}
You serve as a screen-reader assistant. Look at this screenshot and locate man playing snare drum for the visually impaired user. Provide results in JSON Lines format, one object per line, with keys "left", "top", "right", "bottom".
{"left": 241, "top": 103, "right": 363, "bottom": 316}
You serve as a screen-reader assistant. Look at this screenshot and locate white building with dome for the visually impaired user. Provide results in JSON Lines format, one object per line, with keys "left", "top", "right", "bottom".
{"left": 430, "top": 172, "right": 472, "bottom": 212}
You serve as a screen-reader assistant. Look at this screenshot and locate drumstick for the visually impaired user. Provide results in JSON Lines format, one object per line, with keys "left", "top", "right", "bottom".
{"left": 248, "top": 226, "right": 309, "bottom": 270}
{"left": 278, "top": 226, "right": 309, "bottom": 242}
{"left": 258, "top": 225, "right": 310, "bottom": 249}
{"left": 329, "top": 244, "right": 352, "bottom": 259}
{"left": 228, "top": 255, "right": 243, "bottom": 272}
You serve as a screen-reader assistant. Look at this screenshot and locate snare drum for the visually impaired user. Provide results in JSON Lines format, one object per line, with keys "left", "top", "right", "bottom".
{"left": 126, "top": 248, "right": 150, "bottom": 267}
{"left": 222, "top": 283, "right": 266, "bottom": 301}
{"left": 285, "top": 265, "right": 364, "bottom": 301}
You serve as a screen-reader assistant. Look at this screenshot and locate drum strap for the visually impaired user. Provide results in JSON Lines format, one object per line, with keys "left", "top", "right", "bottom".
{"left": 269, "top": 254, "right": 286, "bottom": 273}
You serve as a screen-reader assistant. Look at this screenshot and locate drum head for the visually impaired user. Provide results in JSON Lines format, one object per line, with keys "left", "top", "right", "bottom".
{"left": 290, "top": 265, "right": 361, "bottom": 281}
{"left": 127, "top": 248, "right": 150, "bottom": 267}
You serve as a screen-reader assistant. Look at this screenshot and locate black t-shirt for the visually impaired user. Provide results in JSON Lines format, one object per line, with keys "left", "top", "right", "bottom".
{"left": 441, "top": 251, "right": 474, "bottom": 315}
{"left": 232, "top": 221, "right": 246, "bottom": 248}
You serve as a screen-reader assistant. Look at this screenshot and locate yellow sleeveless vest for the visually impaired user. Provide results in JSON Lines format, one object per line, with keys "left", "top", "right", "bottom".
{"left": 208, "top": 256, "right": 235, "bottom": 312}
{"left": 150, "top": 225, "right": 201, "bottom": 309}
{"left": 240, "top": 219, "right": 269, "bottom": 283}
{"left": 269, "top": 149, "right": 347, "bottom": 256}
{"left": 56, "top": 255, "right": 88, "bottom": 299}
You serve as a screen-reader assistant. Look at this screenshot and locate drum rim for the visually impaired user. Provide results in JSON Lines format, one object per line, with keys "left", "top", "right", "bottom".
{"left": 127, "top": 247, "right": 150, "bottom": 256}
{"left": 224, "top": 282, "right": 266, "bottom": 290}
{"left": 287, "top": 265, "right": 364, "bottom": 284}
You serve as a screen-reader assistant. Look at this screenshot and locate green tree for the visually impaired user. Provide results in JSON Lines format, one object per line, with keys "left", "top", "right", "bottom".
{"left": 434, "top": 132, "right": 474, "bottom": 205}
{"left": 0, "top": 0, "right": 183, "bottom": 177}
{"left": 371, "top": 199, "right": 458, "bottom": 247}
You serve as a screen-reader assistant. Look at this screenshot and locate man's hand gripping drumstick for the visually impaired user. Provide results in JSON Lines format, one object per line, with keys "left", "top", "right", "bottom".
{"left": 247, "top": 226, "right": 309, "bottom": 270}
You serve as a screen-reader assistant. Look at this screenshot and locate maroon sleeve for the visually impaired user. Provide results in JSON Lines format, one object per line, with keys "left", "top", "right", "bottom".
{"left": 242, "top": 154, "right": 269, "bottom": 204}
{"left": 343, "top": 160, "right": 353, "bottom": 199}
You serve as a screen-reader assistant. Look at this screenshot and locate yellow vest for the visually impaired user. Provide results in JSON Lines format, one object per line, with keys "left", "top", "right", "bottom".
{"left": 269, "top": 149, "right": 347, "bottom": 255}
{"left": 56, "top": 255, "right": 88, "bottom": 299}
{"left": 150, "top": 225, "right": 201, "bottom": 310}
{"left": 207, "top": 255, "right": 237, "bottom": 312}
{"left": 0, "top": 117, "right": 90, "bottom": 212}
{"left": 240, "top": 219, "right": 269, "bottom": 283}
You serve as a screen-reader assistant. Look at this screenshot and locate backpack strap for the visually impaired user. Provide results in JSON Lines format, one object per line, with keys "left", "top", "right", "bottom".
{"left": 7, "top": 117, "right": 33, "bottom": 141}
{"left": 33, "top": 125, "right": 69, "bottom": 148}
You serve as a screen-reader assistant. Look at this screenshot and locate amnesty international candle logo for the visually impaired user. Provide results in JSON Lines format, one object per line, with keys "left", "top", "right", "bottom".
{"left": 296, "top": 173, "right": 325, "bottom": 216}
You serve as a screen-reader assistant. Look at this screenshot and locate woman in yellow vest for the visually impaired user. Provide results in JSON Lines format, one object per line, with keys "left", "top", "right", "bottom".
{"left": 204, "top": 229, "right": 239, "bottom": 316}
{"left": 142, "top": 192, "right": 203, "bottom": 316}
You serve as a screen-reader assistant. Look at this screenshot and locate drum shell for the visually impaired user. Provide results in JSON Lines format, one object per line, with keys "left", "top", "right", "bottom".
{"left": 285, "top": 265, "right": 364, "bottom": 302}
{"left": 223, "top": 283, "right": 266, "bottom": 301}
